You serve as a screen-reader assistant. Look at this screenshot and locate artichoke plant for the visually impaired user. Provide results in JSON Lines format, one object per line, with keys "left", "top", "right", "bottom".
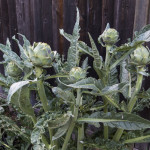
{"left": 99, "top": 28, "right": 119, "bottom": 45}
{"left": 130, "top": 45, "right": 150, "bottom": 66}
{"left": 6, "top": 61, "right": 22, "bottom": 77}
{"left": 28, "top": 42, "right": 57, "bottom": 68}
{"left": 69, "top": 67, "right": 86, "bottom": 82}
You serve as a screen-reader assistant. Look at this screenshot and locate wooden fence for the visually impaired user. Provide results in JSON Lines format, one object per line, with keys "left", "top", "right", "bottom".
{"left": 0, "top": 0, "right": 150, "bottom": 149}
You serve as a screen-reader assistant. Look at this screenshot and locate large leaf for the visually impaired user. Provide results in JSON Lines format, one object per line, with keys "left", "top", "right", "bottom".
{"left": 78, "top": 41, "right": 93, "bottom": 57}
{"left": 12, "top": 35, "right": 28, "bottom": 61}
{"left": 66, "top": 77, "right": 101, "bottom": 92}
{"left": 7, "top": 79, "right": 37, "bottom": 104}
{"left": 35, "top": 111, "right": 72, "bottom": 130}
{"left": 18, "top": 86, "right": 35, "bottom": 117}
{"left": 13, "top": 35, "right": 32, "bottom": 68}
{"left": 137, "top": 24, "right": 150, "bottom": 35}
{"left": 110, "top": 25, "right": 150, "bottom": 69}
{"left": 52, "top": 87, "right": 75, "bottom": 103}
{"left": 120, "top": 61, "right": 130, "bottom": 98}
{"left": 0, "top": 44, "right": 23, "bottom": 69}
{"left": 88, "top": 33, "right": 103, "bottom": 70}
{"left": 124, "top": 135, "right": 150, "bottom": 143}
{"left": 78, "top": 112, "right": 150, "bottom": 130}
{"left": 31, "top": 128, "right": 42, "bottom": 144}
{"left": 60, "top": 29, "right": 73, "bottom": 42}
{"left": 60, "top": 8, "right": 80, "bottom": 71}
{"left": 52, "top": 120, "right": 71, "bottom": 141}
{"left": 101, "top": 82, "right": 128, "bottom": 95}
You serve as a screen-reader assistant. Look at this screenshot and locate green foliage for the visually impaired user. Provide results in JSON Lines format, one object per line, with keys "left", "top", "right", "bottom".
{"left": 0, "top": 7, "right": 150, "bottom": 150}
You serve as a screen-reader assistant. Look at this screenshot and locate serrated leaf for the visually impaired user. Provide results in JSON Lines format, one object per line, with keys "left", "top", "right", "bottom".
{"left": 133, "top": 30, "right": 150, "bottom": 43}
{"left": 52, "top": 119, "right": 71, "bottom": 141}
{"left": 60, "top": 29, "right": 73, "bottom": 42}
{"left": 18, "top": 86, "right": 35, "bottom": 117}
{"left": 124, "top": 135, "right": 150, "bottom": 143}
{"left": 120, "top": 61, "right": 129, "bottom": 98}
{"left": 0, "top": 44, "right": 23, "bottom": 69}
{"left": 64, "top": 8, "right": 80, "bottom": 71}
{"left": 101, "top": 82, "right": 128, "bottom": 95}
{"left": 12, "top": 35, "right": 28, "bottom": 61}
{"left": 7, "top": 79, "right": 37, "bottom": 104}
{"left": 78, "top": 112, "right": 150, "bottom": 130}
{"left": 31, "top": 128, "right": 41, "bottom": 144}
{"left": 81, "top": 57, "right": 89, "bottom": 70}
{"left": 48, "top": 112, "right": 71, "bottom": 129}
{"left": 52, "top": 87, "right": 75, "bottom": 103}
{"left": 137, "top": 24, "right": 150, "bottom": 35}
{"left": 67, "top": 77, "right": 100, "bottom": 92}
{"left": 88, "top": 33, "right": 102, "bottom": 69}
{"left": 78, "top": 41, "right": 93, "bottom": 57}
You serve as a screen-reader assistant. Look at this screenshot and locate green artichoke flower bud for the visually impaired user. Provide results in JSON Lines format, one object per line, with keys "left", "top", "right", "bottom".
{"left": 28, "top": 42, "right": 56, "bottom": 68}
{"left": 6, "top": 61, "right": 22, "bottom": 77}
{"left": 99, "top": 28, "right": 119, "bottom": 45}
{"left": 69, "top": 67, "right": 86, "bottom": 82}
{"left": 130, "top": 45, "right": 150, "bottom": 66}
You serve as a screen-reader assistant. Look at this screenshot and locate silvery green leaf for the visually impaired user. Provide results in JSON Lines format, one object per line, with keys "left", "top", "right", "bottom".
{"left": 124, "top": 135, "right": 150, "bottom": 143}
{"left": 101, "top": 82, "right": 128, "bottom": 95}
{"left": 31, "top": 128, "right": 42, "bottom": 144}
{"left": 78, "top": 112, "right": 150, "bottom": 130}
{"left": 18, "top": 86, "right": 35, "bottom": 117}
{"left": 60, "top": 29, "right": 73, "bottom": 42}
{"left": 65, "top": 8, "right": 80, "bottom": 71}
{"left": 7, "top": 79, "right": 37, "bottom": 104}
{"left": 78, "top": 41, "right": 93, "bottom": 57}
{"left": 0, "top": 44, "right": 24, "bottom": 69}
{"left": 52, "top": 87, "right": 75, "bottom": 103}
{"left": 52, "top": 119, "right": 71, "bottom": 141}
{"left": 81, "top": 57, "right": 89, "bottom": 70}
{"left": 120, "top": 61, "right": 129, "bottom": 98}
{"left": 67, "top": 77, "right": 101, "bottom": 92}
{"left": 88, "top": 33, "right": 102, "bottom": 69}
{"left": 12, "top": 35, "right": 29, "bottom": 61}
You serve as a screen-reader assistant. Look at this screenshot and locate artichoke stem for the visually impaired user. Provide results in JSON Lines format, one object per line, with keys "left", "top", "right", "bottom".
{"left": 35, "top": 67, "right": 54, "bottom": 146}
{"left": 105, "top": 45, "right": 111, "bottom": 68}
{"left": 113, "top": 67, "right": 144, "bottom": 142}
{"left": 62, "top": 89, "right": 81, "bottom": 150}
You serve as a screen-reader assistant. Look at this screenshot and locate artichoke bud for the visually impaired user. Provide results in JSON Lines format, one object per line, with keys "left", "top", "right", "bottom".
{"left": 69, "top": 67, "right": 86, "bottom": 82}
{"left": 28, "top": 42, "right": 57, "bottom": 68}
{"left": 130, "top": 45, "right": 150, "bottom": 66}
{"left": 6, "top": 61, "right": 22, "bottom": 77}
{"left": 99, "top": 28, "right": 119, "bottom": 45}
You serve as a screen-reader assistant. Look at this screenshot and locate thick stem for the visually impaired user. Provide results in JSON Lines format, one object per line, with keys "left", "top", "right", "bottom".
{"left": 113, "top": 67, "right": 144, "bottom": 142}
{"left": 35, "top": 67, "right": 54, "bottom": 147}
{"left": 103, "top": 45, "right": 112, "bottom": 140}
{"left": 77, "top": 124, "right": 84, "bottom": 150}
{"left": 105, "top": 45, "right": 111, "bottom": 68}
{"left": 128, "top": 70, "right": 143, "bottom": 112}
{"left": 62, "top": 106, "right": 78, "bottom": 150}
{"left": 77, "top": 89, "right": 84, "bottom": 150}
{"left": 62, "top": 89, "right": 81, "bottom": 150}
{"left": 36, "top": 80, "right": 50, "bottom": 112}
{"left": 104, "top": 99, "right": 108, "bottom": 139}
